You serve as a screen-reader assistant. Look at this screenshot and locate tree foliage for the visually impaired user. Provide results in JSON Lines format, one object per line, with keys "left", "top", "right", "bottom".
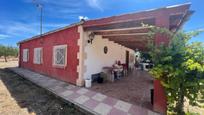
{"left": 146, "top": 26, "right": 204, "bottom": 114}
{"left": 0, "top": 44, "right": 18, "bottom": 62}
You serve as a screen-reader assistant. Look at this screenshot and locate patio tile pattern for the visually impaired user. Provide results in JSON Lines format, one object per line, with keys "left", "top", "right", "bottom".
{"left": 9, "top": 67, "right": 159, "bottom": 115}
{"left": 92, "top": 93, "right": 107, "bottom": 102}
{"left": 114, "top": 100, "right": 132, "bottom": 112}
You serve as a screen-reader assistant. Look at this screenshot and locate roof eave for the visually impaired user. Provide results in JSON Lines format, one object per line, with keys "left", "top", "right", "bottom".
{"left": 17, "top": 21, "right": 84, "bottom": 45}
{"left": 175, "top": 10, "right": 194, "bottom": 33}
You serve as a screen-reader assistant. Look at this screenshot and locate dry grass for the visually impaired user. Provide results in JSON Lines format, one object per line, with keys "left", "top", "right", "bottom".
{"left": 0, "top": 61, "right": 18, "bottom": 69}
{"left": 184, "top": 97, "right": 204, "bottom": 115}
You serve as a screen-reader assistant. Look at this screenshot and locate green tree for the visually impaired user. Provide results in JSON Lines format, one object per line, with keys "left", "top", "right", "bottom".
{"left": 0, "top": 44, "right": 18, "bottom": 62}
{"left": 147, "top": 26, "right": 204, "bottom": 114}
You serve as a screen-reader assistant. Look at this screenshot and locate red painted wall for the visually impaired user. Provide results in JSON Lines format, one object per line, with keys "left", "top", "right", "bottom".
{"left": 154, "top": 80, "right": 167, "bottom": 114}
{"left": 19, "top": 26, "right": 80, "bottom": 84}
{"left": 153, "top": 10, "right": 169, "bottom": 114}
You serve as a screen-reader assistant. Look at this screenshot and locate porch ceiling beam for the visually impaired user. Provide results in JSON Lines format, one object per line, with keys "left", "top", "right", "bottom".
{"left": 84, "top": 18, "right": 155, "bottom": 31}
{"left": 105, "top": 37, "right": 150, "bottom": 42}
{"left": 102, "top": 33, "right": 151, "bottom": 37}
{"left": 93, "top": 27, "right": 151, "bottom": 35}
{"left": 84, "top": 17, "right": 154, "bottom": 27}
{"left": 102, "top": 34, "right": 154, "bottom": 42}
{"left": 114, "top": 41, "right": 148, "bottom": 50}
{"left": 115, "top": 41, "right": 147, "bottom": 46}
{"left": 124, "top": 46, "right": 147, "bottom": 51}
{"left": 122, "top": 45, "right": 148, "bottom": 51}
{"left": 93, "top": 26, "right": 151, "bottom": 32}
{"left": 119, "top": 42, "right": 145, "bottom": 48}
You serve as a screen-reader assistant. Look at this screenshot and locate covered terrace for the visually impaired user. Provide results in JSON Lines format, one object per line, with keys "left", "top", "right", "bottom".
{"left": 82, "top": 3, "right": 192, "bottom": 114}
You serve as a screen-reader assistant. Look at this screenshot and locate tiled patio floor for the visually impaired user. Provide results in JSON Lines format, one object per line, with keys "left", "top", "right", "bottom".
{"left": 9, "top": 67, "right": 159, "bottom": 115}
{"left": 90, "top": 69, "right": 154, "bottom": 110}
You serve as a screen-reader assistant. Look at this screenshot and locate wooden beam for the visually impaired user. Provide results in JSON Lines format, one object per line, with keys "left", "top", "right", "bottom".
{"left": 122, "top": 45, "right": 148, "bottom": 51}
{"left": 102, "top": 34, "right": 154, "bottom": 42}
{"left": 105, "top": 37, "right": 149, "bottom": 42}
{"left": 84, "top": 18, "right": 155, "bottom": 31}
{"left": 115, "top": 41, "right": 147, "bottom": 46}
{"left": 102, "top": 33, "right": 151, "bottom": 37}
{"left": 93, "top": 27, "right": 151, "bottom": 35}
{"left": 94, "top": 26, "right": 151, "bottom": 32}
{"left": 113, "top": 41, "right": 148, "bottom": 50}
{"left": 84, "top": 17, "right": 154, "bottom": 27}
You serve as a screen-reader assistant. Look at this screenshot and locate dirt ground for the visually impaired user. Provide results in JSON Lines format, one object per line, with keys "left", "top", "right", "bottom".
{"left": 0, "top": 61, "right": 88, "bottom": 115}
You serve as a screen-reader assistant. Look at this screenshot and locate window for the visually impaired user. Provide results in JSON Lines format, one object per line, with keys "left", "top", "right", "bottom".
{"left": 53, "top": 45, "right": 67, "bottom": 67}
{"left": 23, "top": 49, "right": 29, "bottom": 62}
{"left": 34, "top": 47, "right": 43, "bottom": 64}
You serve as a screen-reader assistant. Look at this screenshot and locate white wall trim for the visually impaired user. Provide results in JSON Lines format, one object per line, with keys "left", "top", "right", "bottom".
{"left": 23, "top": 49, "right": 29, "bottom": 62}
{"left": 52, "top": 44, "right": 67, "bottom": 68}
{"left": 76, "top": 25, "right": 86, "bottom": 86}
{"left": 33, "top": 47, "right": 43, "bottom": 64}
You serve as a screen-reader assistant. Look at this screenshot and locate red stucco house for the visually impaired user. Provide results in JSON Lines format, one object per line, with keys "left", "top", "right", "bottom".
{"left": 18, "top": 3, "right": 192, "bottom": 114}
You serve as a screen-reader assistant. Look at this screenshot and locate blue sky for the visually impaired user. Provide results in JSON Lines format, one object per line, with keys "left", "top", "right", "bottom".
{"left": 0, "top": 0, "right": 203, "bottom": 46}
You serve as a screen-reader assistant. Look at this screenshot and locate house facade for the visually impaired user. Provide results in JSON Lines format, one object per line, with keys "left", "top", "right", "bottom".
{"left": 19, "top": 25, "right": 80, "bottom": 84}
{"left": 18, "top": 3, "right": 192, "bottom": 114}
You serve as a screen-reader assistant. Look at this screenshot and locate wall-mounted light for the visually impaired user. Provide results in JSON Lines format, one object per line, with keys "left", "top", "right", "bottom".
{"left": 87, "top": 32, "right": 95, "bottom": 44}
{"left": 104, "top": 46, "right": 108, "bottom": 54}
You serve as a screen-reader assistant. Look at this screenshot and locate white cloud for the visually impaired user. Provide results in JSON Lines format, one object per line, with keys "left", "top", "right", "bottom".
{"left": 86, "top": 0, "right": 103, "bottom": 11}
{"left": 78, "top": 16, "right": 89, "bottom": 20}
{"left": 23, "top": 0, "right": 84, "bottom": 19}
{"left": 0, "top": 21, "right": 69, "bottom": 40}
{"left": 41, "top": 23, "right": 68, "bottom": 28}
{"left": 0, "top": 34, "right": 10, "bottom": 40}
{"left": 0, "top": 22, "right": 38, "bottom": 37}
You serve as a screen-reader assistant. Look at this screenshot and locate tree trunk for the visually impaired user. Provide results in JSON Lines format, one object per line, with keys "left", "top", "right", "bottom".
{"left": 4, "top": 56, "right": 7, "bottom": 62}
{"left": 175, "top": 83, "right": 185, "bottom": 115}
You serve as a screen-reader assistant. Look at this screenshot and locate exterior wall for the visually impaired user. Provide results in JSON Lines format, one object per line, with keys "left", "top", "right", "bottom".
{"left": 153, "top": 10, "right": 169, "bottom": 114}
{"left": 84, "top": 33, "right": 135, "bottom": 79}
{"left": 76, "top": 26, "right": 86, "bottom": 86}
{"left": 154, "top": 80, "right": 167, "bottom": 114}
{"left": 19, "top": 26, "right": 80, "bottom": 84}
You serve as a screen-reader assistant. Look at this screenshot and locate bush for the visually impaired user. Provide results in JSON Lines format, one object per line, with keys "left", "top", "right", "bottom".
{"left": 146, "top": 26, "right": 204, "bottom": 115}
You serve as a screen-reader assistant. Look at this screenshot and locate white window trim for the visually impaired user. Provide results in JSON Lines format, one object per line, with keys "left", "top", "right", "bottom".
{"left": 23, "top": 49, "right": 29, "bottom": 62}
{"left": 33, "top": 47, "right": 43, "bottom": 64}
{"left": 53, "top": 45, "right": 67, "bottom": 68}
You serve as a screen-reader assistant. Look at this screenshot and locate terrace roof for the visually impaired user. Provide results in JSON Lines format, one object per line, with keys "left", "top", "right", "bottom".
{"left": 83, "top": 3, "right": 193, "bottom": 51}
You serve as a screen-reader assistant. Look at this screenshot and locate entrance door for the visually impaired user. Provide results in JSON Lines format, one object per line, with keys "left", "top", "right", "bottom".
{"left": 125, "top": 50, "right": 129, "bottom": 70}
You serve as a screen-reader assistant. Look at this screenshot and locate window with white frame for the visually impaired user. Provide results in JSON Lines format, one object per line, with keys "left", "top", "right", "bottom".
{"left": 53, "top": 45, "right": 67, "bottom": 67}
{"left": 34, "top": 47, "right": 43, "bottom": 64}
{"left": 23, "top": 49, "right": 29, "bottom": 62}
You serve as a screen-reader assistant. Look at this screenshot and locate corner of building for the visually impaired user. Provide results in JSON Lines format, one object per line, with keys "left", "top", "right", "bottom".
{"left": 76, "top": 25, "right": 87, "bottom": 86}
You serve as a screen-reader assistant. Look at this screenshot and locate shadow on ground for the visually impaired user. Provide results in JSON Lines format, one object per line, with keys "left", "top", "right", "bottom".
{"left": 0, "top": 68, "right": 89, "bottom": 115}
